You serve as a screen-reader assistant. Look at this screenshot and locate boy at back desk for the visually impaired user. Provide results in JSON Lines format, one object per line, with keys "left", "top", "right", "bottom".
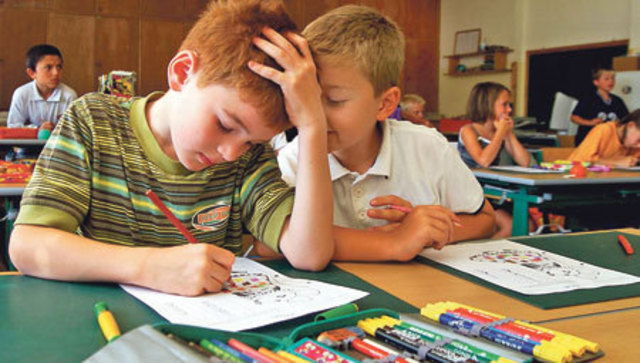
{"left": 277, "top": 5, "right": 496, "bottom": 261}
{"left": 9, "top": 0, "right": 334, "bottom": 296}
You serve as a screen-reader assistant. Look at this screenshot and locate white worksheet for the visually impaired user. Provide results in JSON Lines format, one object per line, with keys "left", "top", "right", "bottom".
{"left": 420, "top": 239, "right": 640, "bottom": 295}
{"left": 122, "top": 258, "right": 368, "bottom": 331}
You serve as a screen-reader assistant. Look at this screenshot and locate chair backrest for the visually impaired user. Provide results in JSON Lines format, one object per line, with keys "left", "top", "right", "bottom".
{"left": 549, "top": 92, "right": 579, "bottom": 135}
{"left": 540, "top": 147, "right": 576, "bottom": 162}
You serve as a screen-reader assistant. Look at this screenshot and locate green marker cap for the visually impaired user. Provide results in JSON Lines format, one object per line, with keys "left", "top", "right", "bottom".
{"left": 94, "top": 301, "right": 108, "bottom": 317}
{"left": 315, "top": 303, "right": 359, "bottom": 321}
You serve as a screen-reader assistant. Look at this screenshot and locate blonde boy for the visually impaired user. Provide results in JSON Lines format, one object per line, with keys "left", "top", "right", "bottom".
{"left": 399, "top": 93, "right": 433, "bottom": 127}
{"left": 571, "top": 68, "right": 629, "bottom": 146}
{"left": 9, "top": 0, "right": 333, "bottom": 296}
{"left": 278, "top": 5, "right": 496, "bottom": 260}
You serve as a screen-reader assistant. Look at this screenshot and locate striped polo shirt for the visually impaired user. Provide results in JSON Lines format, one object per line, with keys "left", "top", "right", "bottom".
{"left": 16, "top": 92, "right": 294, "bottom": 253}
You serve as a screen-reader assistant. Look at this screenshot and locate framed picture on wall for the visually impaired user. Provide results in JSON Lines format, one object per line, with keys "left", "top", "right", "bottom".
{"left": 454, "top": 28, "right": 481, "bottom": 55}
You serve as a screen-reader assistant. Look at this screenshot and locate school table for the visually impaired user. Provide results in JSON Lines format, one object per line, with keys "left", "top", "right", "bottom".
{"left": 472, "top": 168, "right": 640, "bottom": 235}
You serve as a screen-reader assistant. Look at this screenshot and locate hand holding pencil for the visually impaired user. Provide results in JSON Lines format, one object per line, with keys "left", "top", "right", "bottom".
{"left": 143, "top": 189, "right": 234, "bottom": 296}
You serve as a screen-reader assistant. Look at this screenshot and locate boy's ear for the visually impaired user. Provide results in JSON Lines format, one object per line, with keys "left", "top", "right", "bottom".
{"left": 26, "top": 68, "right": 36, "bottom": 80}
{"left": 167, "top": 50, "right": 199, "bottom": 91}
{"left": 376, "top": 86, "right": 401, "bottom": 121}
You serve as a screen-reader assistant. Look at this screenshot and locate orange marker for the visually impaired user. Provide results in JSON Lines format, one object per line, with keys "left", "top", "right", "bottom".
{"left": 618, "top": 234, "right": 634, "bottom": 255}
{"left": 146, "top": 189, "right": 198, "bottom": 243}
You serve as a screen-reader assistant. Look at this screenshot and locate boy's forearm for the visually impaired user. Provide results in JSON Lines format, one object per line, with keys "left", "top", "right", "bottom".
{"left": 451, "top": 200, "right": 496, "bottom": 242}
{"left": 279, "top": 124, "right": 334, "bottom": 270}
{"left": 333, "top": 226, "right": 399, "bottom": 261}
{"left": 9, "top": 225, "right": 146, "bottom": 283}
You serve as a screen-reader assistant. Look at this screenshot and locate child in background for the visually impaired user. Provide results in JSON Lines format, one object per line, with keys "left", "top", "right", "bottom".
{"left": 570, "top": 109, "right": 640, "bottom": 166}
{"left": 9, "top": 0, "right": 334, "bottom": 296}
{"left": 7, "top": 44, "right": 77, "bottom": 128}
{"left": 457, "top": 82, "right": 530, "bottom": 238}
{"left": 571, "top": 68, "right": 629, "bottom": 146}
{"left": 277, "top": 5, "right": 496, "bottom": 261}
{"left": 399, "top": 93, "right": 434, "bottom": 128}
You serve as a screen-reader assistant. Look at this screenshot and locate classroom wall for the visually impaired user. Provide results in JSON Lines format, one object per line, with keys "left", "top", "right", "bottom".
{"left": 439, "top": 0, "right": 635, "bottom": 118}
{"left": 0, "top": 0, "right": 440, "bottom": 115}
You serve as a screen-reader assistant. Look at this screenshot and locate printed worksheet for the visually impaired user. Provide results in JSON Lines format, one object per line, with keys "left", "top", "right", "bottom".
{"left": 121, "top": 258, "right": 368, "bottom": 331}
{"left": 489, "top": 165, "right": 563, "bottom": 173}
{"left": 420, "top": 239, "right": 640, "bottom": 295}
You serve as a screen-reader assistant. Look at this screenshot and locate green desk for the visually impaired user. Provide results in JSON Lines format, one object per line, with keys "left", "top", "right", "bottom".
{"left": 473, "top": 169, "right": 640, "bottom": 235}
{"left": 0, "top": 260, "right": 416, "bottom": 362}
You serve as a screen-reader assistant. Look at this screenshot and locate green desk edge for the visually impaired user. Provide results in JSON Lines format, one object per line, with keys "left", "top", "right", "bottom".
{"left": 0, "top": 259, "right": 416, "bottom": 363}
{"left": 417, "top": 231, "right": 640, "bottom": 310}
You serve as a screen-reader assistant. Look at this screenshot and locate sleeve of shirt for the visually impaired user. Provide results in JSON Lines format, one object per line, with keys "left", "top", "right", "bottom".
{"left": 437, "top": 141, "right": 485, "bottom": 214}
{"left": 240, "top": 144, "right": 295, "bottom": 252}
{"left": 571, "top": 99, "right": 588, "bottom": 118}
{"left": 276, "top": 138, "right": 300, "bottom": 187}
{"left": 569, "top": 125, "right": 604, "bottom": 162}
{"left": 7, "top": 89, "right": 27, "bottom": 128}
{"left": 15, "top": 99, "right": 93, "bottom": 231}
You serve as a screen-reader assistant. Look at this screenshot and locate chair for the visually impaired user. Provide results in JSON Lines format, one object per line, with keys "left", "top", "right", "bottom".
{"left": 548, "top": 92, "right": 579, "bottom": 135}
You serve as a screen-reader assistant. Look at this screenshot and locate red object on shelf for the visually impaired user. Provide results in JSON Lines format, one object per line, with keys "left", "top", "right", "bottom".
{"left": 0, "top": 127, "right": 38, "bottom": 139}
{"left": 437, "top": 118, "right": 471, "bottom": 133}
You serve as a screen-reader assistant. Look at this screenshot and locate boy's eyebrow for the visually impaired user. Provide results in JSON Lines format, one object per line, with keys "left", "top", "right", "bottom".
{"left": 223, "top": 109, "right": 268, "bottom": 143}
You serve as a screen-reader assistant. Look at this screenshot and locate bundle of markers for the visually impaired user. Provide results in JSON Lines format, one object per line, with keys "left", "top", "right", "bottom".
{"left": 421, "top": 302, "right": 600, "bottom": 363}
{"left": 171, "top": 316, "right": 526, "bottom": 362}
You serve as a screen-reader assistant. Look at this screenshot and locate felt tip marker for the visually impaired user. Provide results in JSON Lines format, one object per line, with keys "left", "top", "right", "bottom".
{"left": 618, "top": 234, "right": 634, "bottom": 255}
{"left": 94, "top": 302, "right": 121, "bottom": 343}
{"left": 146, "top": 189, "right": 199, "bottom": 243}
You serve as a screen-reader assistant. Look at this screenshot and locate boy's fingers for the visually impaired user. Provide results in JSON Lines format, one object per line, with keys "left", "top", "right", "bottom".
{"left": 284, "top": 32, "right": 312, "bottom": 58}
{"left": 368, "top": 223, "right": 400, "bottom": 233}
{"left": 369, "top": 195, "right": 412, "bottom": 208}
{"left": 248, "top": 60, "right": 283, "bottom": 84}
{"left": 252, "top": 37, "right": 294, "bottom": 70}
{"left": 260, "top": 27, "right": 299, "bottom": 57}
{"left": 367, "top": 208, "right": 405, "bottom": 222}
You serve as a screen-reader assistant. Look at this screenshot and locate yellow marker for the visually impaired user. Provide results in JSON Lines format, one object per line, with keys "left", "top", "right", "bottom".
{"left": 277, "top": 350, "right": 310, "bottom": 363}
{"left": 94, "top": 301, "right": 121, "bottom": 342}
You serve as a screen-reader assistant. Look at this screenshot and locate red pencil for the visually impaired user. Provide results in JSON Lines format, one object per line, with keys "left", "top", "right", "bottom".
{"left": 618, "top": 234, "right": 634, "bottom": 255}
{"left": 145, "top": 189, "right": 199, "bottom": 243}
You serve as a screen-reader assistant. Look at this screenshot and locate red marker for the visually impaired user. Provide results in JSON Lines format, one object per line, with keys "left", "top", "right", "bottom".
{"left": 618, "top": 235, "right": 634, "bottom": 255}
{"left": 146, "top": 189, "right": 199, "bottom": 243}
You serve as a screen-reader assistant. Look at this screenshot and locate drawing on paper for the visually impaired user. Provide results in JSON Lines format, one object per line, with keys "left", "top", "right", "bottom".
{"left": 469, "top": 249, "right": 600, "bottom": 279}
{"left": 222, "top": 271, "right": 321, "bottom": 305}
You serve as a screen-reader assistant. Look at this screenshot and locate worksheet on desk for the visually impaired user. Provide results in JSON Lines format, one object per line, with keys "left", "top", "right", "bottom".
{"left": 489, "top": 165, "right": 563, "bottom": 173}
{"left": 121, "top": 258, "right": 368, "bottom": 331}
{"left": 420, "top": 240, "right": 640, "bottom": 295}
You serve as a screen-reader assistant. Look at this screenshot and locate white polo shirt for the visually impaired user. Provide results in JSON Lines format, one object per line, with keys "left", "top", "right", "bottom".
{"left": 277, "top": 119, "right": 485, "bottom": 229}
{"left": 7, "top": 80, "right": 77, "bottom": 127}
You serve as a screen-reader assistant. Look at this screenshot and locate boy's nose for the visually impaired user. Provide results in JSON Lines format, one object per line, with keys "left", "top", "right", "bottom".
{"left": 220, "top": 142, "right": 250, "bottom": 162}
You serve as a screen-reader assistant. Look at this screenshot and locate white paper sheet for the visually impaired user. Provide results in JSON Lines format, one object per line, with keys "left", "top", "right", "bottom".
{"left": 489, "top": 165, "right": 563, "bottom": 173}
{"left": 121, "top": 258, "right": 368, "bottom": 331}
{"left": 420, "top": 240, "right": 640, "bottom": 295}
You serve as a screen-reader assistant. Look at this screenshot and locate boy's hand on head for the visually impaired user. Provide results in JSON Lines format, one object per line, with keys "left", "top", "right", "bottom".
{"left": 141, "top": 244, "right": 235, "bottom": 296}
{"left": 389, "top": 205, "right": 460, "bottom": 261}
{"left": 248, "top": 27, "right": 325, "bottom": 132}
{"left": 367, "top": 195, "right": 413, "bottom": 223}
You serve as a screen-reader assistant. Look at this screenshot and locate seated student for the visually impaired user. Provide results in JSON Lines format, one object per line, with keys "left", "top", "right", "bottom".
{"left": 457, "top": 82, "right": 530, "bottom": 238}
{"left": 277, "top": 5, "right": 496, "bottom": 260}
{"left": 571, "top": 68, "right": 629, "bottom": 146}
{"left": 7, "top": 44, "right": 77, "bottom": 128}
{"left": 9, "top": 0, "right": 335, "bottom": 296}
{"left": 399, "top": 93, "right": 434, "bottom": 128}
{"left": 570, "top": 109, "right": 640, "bottom": 166}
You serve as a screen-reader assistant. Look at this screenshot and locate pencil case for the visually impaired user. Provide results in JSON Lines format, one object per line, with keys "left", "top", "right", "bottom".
{"left": 0, "top": 127, "right": 38, "bottom": 139}
{"left": 86, "top": 307, "right": 542, "bottom": 362}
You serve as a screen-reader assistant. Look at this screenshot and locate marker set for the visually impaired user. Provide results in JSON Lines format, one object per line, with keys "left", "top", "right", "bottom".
{"left": 149, "top": 304, "right": 600, "bottom": 363}
{"left": 420, "top": 302, "right": 601, "bottom": 363}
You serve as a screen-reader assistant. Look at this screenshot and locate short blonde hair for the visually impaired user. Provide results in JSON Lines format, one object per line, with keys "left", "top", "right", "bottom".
{"left": 302, "top": 5, "right": 405, "bottom": 96}
{"left": 466, "top": 82, "right": 510, "bottom": 123}
{"left": 400, "top": 94, "right": 425, "bottom": 113}
{"left": 592, "top": 68, "right": 614, "bottom": 81}
{"left": 180, "top": 0, "right": 297, "bottom": 126}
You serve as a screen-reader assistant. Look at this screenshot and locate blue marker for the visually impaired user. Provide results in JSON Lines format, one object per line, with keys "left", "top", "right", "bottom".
{"left": 208, "top": 338, "right": 256, "bottom": 363}
{"left": 434, "top": 311, "right": 571, "bottom": 363}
